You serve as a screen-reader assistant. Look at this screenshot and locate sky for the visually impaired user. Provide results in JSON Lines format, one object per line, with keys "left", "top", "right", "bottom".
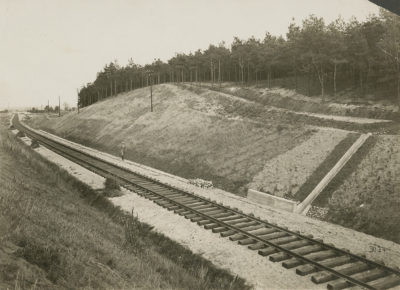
{"left": 0, "top": 0, "right": 381, "bottom": 109}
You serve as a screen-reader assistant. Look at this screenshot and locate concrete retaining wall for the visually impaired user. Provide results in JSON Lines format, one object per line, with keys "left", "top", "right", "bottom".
{"left": 247, "top": 189, "right": 298, "bottom": 212}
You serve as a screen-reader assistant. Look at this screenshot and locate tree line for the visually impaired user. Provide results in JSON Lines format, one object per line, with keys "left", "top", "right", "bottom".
{"left": 78, "top": 10, "right": 400, "bottom": 109}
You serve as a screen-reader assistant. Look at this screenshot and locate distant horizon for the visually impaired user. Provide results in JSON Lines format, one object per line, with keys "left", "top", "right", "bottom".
{"left": 0, "top": 0, "right": 381, "bottom": 109}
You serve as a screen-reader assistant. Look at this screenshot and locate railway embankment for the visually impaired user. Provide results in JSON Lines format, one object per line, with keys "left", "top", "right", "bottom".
{"left": 16, "top": 116, "right": 400, "bottom": 273}
{"left": 24, "top": 83, "right": 400, "bottom": 244}
{"left": 0, "top": 114, "right": 247, "bottom": 290}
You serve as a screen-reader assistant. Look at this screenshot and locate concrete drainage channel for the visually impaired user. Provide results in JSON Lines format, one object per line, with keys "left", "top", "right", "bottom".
{"left": 12, "top": 115, "right": 400, "bottom": 290}
{"left": 248, "top": 133, "right": 371, "bottom": 215}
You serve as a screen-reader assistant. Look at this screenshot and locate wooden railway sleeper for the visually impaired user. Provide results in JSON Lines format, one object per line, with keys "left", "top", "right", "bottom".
{"left": 296, "top": 256, "right": 352, "bottom": 276}
{"left": 311, "top": 262, "right": 370, "bottom": 284}
{"left": 258, "top": 239, "right": 309, "bottom": 257}
{"left": 282, "top": 250, "right": 337, "bottom": 269}
{"left": 269, "top": 244, "right": 322, "bottom": 262}
{"left": 367, "top": 274, "right": 400, "bottom": 289}
{"left": 327, "top": 268, "right": 387, "bottom": 290}
{"left": 220, "top": 230, "right": 237, "bottom": 237}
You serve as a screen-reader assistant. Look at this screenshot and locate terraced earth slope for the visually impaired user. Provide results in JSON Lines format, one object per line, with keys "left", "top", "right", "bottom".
{"left": 201, "top": 82, "right": 399, "bottom": 120}
{"left": 27, "top": 84, "right": 321, "bottom": 195}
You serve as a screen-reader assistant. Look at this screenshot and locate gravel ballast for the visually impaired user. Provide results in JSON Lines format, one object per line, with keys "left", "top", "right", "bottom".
{"left": 18, "top": 120, "right": 400, "bottom": 287}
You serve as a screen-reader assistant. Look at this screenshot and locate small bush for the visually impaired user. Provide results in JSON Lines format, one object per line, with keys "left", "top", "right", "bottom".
{"left": 16, "top": 131, "right": 26, "bottom": 138}
{"left": 30, "top": 139, "right": 40, "bottom": 149}
{"left": 15, "top": 240, "right": 63, "bottom": 283}
{"left": 104, "top": 177, "right": 120, "bottom": 190}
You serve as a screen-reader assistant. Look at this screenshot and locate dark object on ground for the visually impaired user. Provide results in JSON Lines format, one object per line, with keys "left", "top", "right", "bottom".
{"left": 104, "top": 177, "right": 120, "bottom": 190}
{"left": 8, "top": 125, "right": 14, "bottom": 130}
{"left": 16, "top": 131, "right": 26, "bottom": 138}
{"left": 31, "top": 139, "right": 40, "bottom": 149}
{"left": 369, "top": 0, "right": 400, "bottom": 16}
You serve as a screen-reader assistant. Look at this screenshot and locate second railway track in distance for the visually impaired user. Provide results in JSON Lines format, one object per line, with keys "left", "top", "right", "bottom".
{"left": 13, "top": 115, "right": 400, "bottom": 290}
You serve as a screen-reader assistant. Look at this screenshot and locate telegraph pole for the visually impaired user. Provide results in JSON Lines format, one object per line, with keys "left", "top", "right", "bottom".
{"left": 47, "top": 100, "right": 49, "bottom": 114}
{"left": 58, "top": 96, "right": 60, "bottom": 117}
{"left": 146, "top": 69, "right": 154, "bottom": 112}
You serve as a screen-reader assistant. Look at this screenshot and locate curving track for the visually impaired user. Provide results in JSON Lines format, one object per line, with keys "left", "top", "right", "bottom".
{"left": 13, "top": 114, "right": 400, "bottom": 290}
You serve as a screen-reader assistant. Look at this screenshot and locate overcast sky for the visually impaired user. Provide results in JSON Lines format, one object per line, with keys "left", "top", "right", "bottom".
{"left": 0, "top": 0, "right": 380, "bottom": 109}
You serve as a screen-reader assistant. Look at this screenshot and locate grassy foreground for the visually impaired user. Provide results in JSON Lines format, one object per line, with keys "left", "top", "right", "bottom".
{"left": 0, "top": 114, "right": 248, "bottom": 290}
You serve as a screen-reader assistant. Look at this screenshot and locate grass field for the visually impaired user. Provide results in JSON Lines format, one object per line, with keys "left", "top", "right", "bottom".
{"left": 0, "top": 113, "right": 247, "bottom": 289}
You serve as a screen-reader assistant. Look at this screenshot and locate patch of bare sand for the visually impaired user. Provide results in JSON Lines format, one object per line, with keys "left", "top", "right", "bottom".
{"left": 21, "top": 122, "right": 400, "bottom": 270}
{"left": 295, "top": 111, "right": 391, "bottom": 124}
{"left": 249, "top": 128, "right": 349, "bottom": 198}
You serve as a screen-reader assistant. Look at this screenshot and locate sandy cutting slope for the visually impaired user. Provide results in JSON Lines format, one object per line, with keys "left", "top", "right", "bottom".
{"left": 28, "top": 84, "right": 328, "bottom": 195}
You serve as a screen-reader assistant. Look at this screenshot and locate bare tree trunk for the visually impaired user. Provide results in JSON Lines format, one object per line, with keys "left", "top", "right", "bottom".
{"left": 240, "top": 58, "right": 244, "bottom": 84}
{"left": 247, "top": 60, "right": 250, "bottom": 83}
{"left": 333, "top": 63, "right": 337, "bottom": 97}
{"left": 114, "top": 80, "right": 117, "bottom": 95}
{"left": 210, "top": 60, "right": 213, "bottom": 86}
{"left": 234, "top": 64, "right": 237, "bottom": 82}
{"left": 397, "top": 62, "right": 400, "bottom": 112}
{"left": 218, "top": 59, "right": 221, "bottom": 83}
{"left": 321, "top": 72, "right": 325, "bottom": 101}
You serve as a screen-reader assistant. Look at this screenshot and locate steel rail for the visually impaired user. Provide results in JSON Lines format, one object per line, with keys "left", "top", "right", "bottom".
{"left": 13, "top": 114, "right": 400, "bottom": 290}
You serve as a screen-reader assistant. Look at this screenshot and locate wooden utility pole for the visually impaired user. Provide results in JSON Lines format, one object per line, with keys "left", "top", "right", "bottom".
{"left": 146, "top": 69, "right": 154, "bottom": 112}
{"left": 58, "top": 96, "right": 60, "bottom": 117}
{"left": 47, "top": 100, "right": 49, "bottom": 114}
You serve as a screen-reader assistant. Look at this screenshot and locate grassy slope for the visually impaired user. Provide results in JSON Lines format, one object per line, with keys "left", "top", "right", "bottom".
{"left": 27, "top": 84, "right": 313, "bottom": 195}
{"left": 0, "top": 114, "right": 247, "bottom": 289}
{"left": 324, "top": 135, "right": 400, "bottom": 244}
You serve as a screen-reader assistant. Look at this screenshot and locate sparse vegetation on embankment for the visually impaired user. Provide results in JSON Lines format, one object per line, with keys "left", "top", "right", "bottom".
{"left": 180, "top": 83, "right": 399, "bottom": 133}
{"left": 204, "top": 83, "right": 399, "bottom": 120}
{"left": 0, "top": 115, "right": 248, "bottom": 290}
{"left": 323, "top": 135, "right": 400, "bottom": 244}
{"left": 25, "top": 84, "right": 313, "bottom": 195}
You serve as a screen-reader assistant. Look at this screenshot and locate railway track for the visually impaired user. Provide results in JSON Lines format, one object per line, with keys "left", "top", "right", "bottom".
{"left": 13, "top": 114, "right": 400, "bottom": 290}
